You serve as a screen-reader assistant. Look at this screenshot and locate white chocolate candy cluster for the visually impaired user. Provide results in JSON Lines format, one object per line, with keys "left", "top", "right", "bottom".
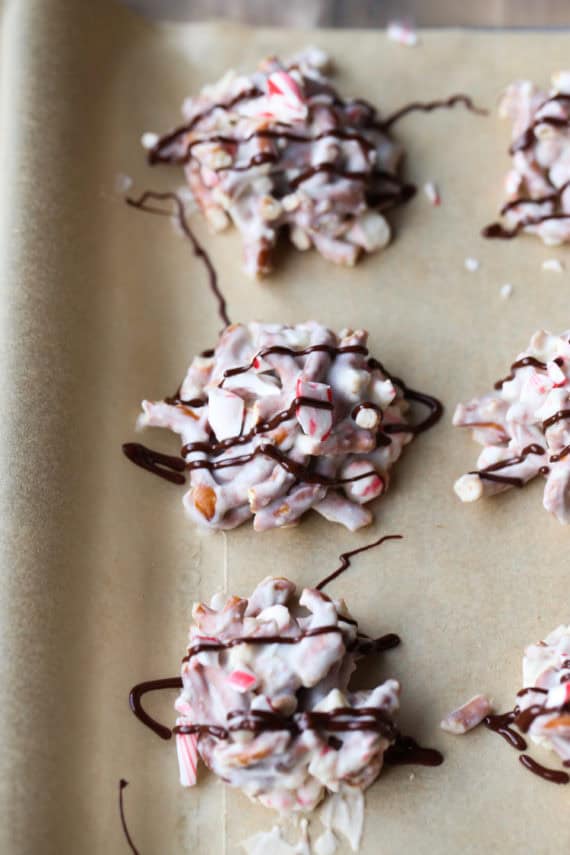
{"left": 139, "top": 321, "right": 416, "bottom": 532}
{"left": 146, "top": 50, "right": 409, "bottom": 277}
{"left": 174, "top": 576, "right": 400, "bottom": 816}
{"left": 519, "top": 625, "right": 570, "bottom": 765}
{"left": 486, "top": 71, "right": 570, "bottom": 244}
{"left": 453, "top": 329, "right": 570, "bottom": 524}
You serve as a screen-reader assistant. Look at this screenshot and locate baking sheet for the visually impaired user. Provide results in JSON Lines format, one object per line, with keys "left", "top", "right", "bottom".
{"left": 1, "top": 1, "right": 570, "bottom": 852}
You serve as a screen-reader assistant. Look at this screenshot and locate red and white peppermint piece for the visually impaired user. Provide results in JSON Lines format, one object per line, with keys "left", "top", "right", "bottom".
{"left": 387, "top": 20, "right": 419, "bottom": 46}
{"left": 423, "top": 181, "right": 441, "bottom": 206}
{"left": 295, "top": 378, "right": 333, "bottom": 440}
{"left": 261, "top": 71, "right": 308, "bottom": 122}
{"left": 175, "top": 717, "right": 198, "bottom": 787}
{"left": 227, "top": 668, "right": 258, "bottom": 692}
{"left": 208, "top": 387, "right": 244, "bottom": 441}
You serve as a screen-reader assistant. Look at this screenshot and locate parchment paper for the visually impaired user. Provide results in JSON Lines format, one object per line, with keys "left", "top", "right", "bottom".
{"left": 1, "top": 1, "right": 569, "bottom": 852}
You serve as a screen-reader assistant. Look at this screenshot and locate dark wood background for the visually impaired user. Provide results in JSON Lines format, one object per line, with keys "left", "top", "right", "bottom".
{"left": 121, "top": 0, "right": 570, "bottom": 27}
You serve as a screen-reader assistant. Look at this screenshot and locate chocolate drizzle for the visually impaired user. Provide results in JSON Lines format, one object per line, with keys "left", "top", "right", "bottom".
{"left": 126, "top": 190, "right": 230, "bottom": 328}
{"left": 181, "top": 394, "right": 333, "bottom": 457}
{"left": 494, "top": 356, "right": 549, "bottom": 390}
{"left": 147, "top": 86, "right": 263, "bottom": 163}
{"left": 470, "top": 443, "right": 546, "bottom": 488}
{"left": 483, "top": 213, "right": 570, "bottom": 240}
{"left": 129, "top": 677, "right": 183, "bottom": 740}
{"left": 509, "top": 95, "right": 570, "bottom": 154}
{"left": 220, "top": 343, "right": 368, "bottom": 383}
{"left": 384, "top": 735, "right": 444, "bottom": 767}
{"left": 483, "top": 711, "right": 527, "bottom": 750}
{"left": 483, "top": 690, "right": 570, "bottom": 785}
{"left": 380, "top": 94, "right": 487, "bottom": 130}
{"left": 367, "top": 357, "right": 444, "bottom": 435}
{"left": 315, "top": 534, "right": 403, "bottom": 590}
{"left": 118, "top": 780, "right": 140, "bottom": 855}
{"left": 122, "top": 442, "right": 186, "bottom": 485}
{"left": 542, "top": 409, "right": 570, "bottom": 431}
{"left": 519, "top": 754, "right": 570, "bottom": 785}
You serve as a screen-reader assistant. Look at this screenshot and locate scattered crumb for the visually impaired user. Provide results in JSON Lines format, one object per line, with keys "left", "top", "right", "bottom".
{"left": 114, "top": 173, "right": 133, "bottom": 194}
{"left": 423, "top": 182, "right": 441, "bottom": 206}
{"left": 141, "top": 131, "right": 159, "bottom": 150}
{"left": 542, "top": 258, "right": 565, "bottom": 273}
{"left": 387, "top": 20, "right": 419, "bottom": 47}
{"left": 500, "top": 283, "right": 513, "bottom": 299}
{"left": 409, "top": 772, "right": 416, "bottom": 782}
{"left": 464, "top": 257, "right": 480, "bottom": 272}
{"left": 440, "top": 694, "right": 493, "bottom": 734}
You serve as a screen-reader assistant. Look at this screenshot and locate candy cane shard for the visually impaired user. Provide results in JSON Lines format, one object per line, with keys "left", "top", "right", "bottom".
{"left": 440, "top": 695, "right": 493, "bottom": 734}
{"left": 453, "top": 329, "right": 570, "bottom": 523}
{"left": 133, "top": 321, "right": 439, "bottom": 532}
{"left": 144, "top": 49, "right": 411, "bottom": 278}
{"left": 484, "top": 71, "right": 570, "bottom": 245}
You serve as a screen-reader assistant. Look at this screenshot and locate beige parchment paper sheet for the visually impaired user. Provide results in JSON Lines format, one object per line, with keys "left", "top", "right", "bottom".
{"left": 1, "top": 1, "right": 570, "bottom": 852}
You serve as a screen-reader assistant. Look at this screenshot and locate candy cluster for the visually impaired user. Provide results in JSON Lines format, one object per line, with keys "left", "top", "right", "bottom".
{"left": 484, "top": 71, "right": 570, "bottom": 244}
{"left": 138, "top": 321, "right": 436, "bottom": 532}
{"left": 145, "top": 49, "right": 412, "bottom": 277}
{"left": 454, "top": 329, "right": 570, "bottom": 524}
{"left": 174, "top": 576, "right": 400, "bottom": 814}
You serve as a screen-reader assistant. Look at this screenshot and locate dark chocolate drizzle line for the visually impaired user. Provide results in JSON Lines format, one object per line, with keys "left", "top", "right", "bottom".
{"left": 380, "top": 94, "right": 487, "bottom": 130}
{"left": 184, "top": 443, "right": 379, "bottom": 488}
{"left": 469, "top": 443, "right": 546, "bottom": 489}
{"left": 509, "top": 93, "right": 570, "bottom": 154}
{"left": 126, "top": 191, "right": 230, "bottom": 328}
{"left": 181, "top": 395, "right": 333, "bottom": 457}
{"left": 122, "top": 442, "right": 186, "bottom": 485}
{"left": 543, "top": 408, "right": 570, "bottom": 431}
{"left": 550, "top": 444, "right": 570, "bottom": 463}
{"left": 483, "top": 213, "right": 570, "bottom": 240}
{"left": 367, "top": 358, "right": 444, "bottom": 435}
{"left": 147, "top": 86, "right": 263, "bottom": 163}
{"left": 494, "top": 356, "right": 550, "bottom": 390}
{"left": 519, "top": 754, "right": 570, "bottom": 785}
{"left": 129, "top": 677, "right": 183, "bottom": 740}
{"left": 315, "top": 534, "right": 403, "bottom": 590}
{"left": 499, "top": 180, "right": 570, "bottom": 216}
{"left": 384, "top": 735, "right": 444, "bottom": 767}
{"left": 483, "top": 711, "right": 528, "bottom": 750}
{"left": 118, "top": 780, "right": 141, "bottom": 855}
{"left": 220, "top": 343, "right": 368, "bottom": 383}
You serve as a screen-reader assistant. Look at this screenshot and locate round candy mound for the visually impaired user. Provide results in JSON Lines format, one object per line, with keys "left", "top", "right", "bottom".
{"left": 138, "top": 321, "right": 420, "bottom": 532}
{"left": 145, "top": 49, "right": 412, "bottom": 277}
{"left": 484, "top": 71, "right": 570, "bottom": 244}
{"left": 453, "top": 329, "right": 570, "bottom": 523}
{"left": 519, "top": 624, "right": 570, "bottom": 765}
{"left": 174, "top": 576, "right": 400, "bottom": 813}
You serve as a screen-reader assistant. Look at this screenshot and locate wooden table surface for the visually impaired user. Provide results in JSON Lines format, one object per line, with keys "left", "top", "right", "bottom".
{"left": 121, "top": 0, "right": 570, "bottom": 27}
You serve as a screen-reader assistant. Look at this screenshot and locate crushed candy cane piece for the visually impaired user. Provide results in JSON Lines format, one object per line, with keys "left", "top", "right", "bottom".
{"left": 227, "top": 668, "right": 258, "bottom": 692}
{"left": 464, "top": 257, "right": 480, "bottom": 272}
{"left": 295, "top": 378, "right": 333, "bottom": 441}
{"left": 542, "top": 258, "right": 565, "bottom": 273}
{"left": 176, "top": 719, "right": 198, "bottom": 787}
{"left": 423, "top": 182, "right": 441, "bottom": 206}
{"left": 500, "top": 283, "right": 513, "bottom": 299}
{"left": 440, "top": 694, "right": 493, "bottom": 734}
{"left": 387, "top": 21, "right": 419, "bottom": 47}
